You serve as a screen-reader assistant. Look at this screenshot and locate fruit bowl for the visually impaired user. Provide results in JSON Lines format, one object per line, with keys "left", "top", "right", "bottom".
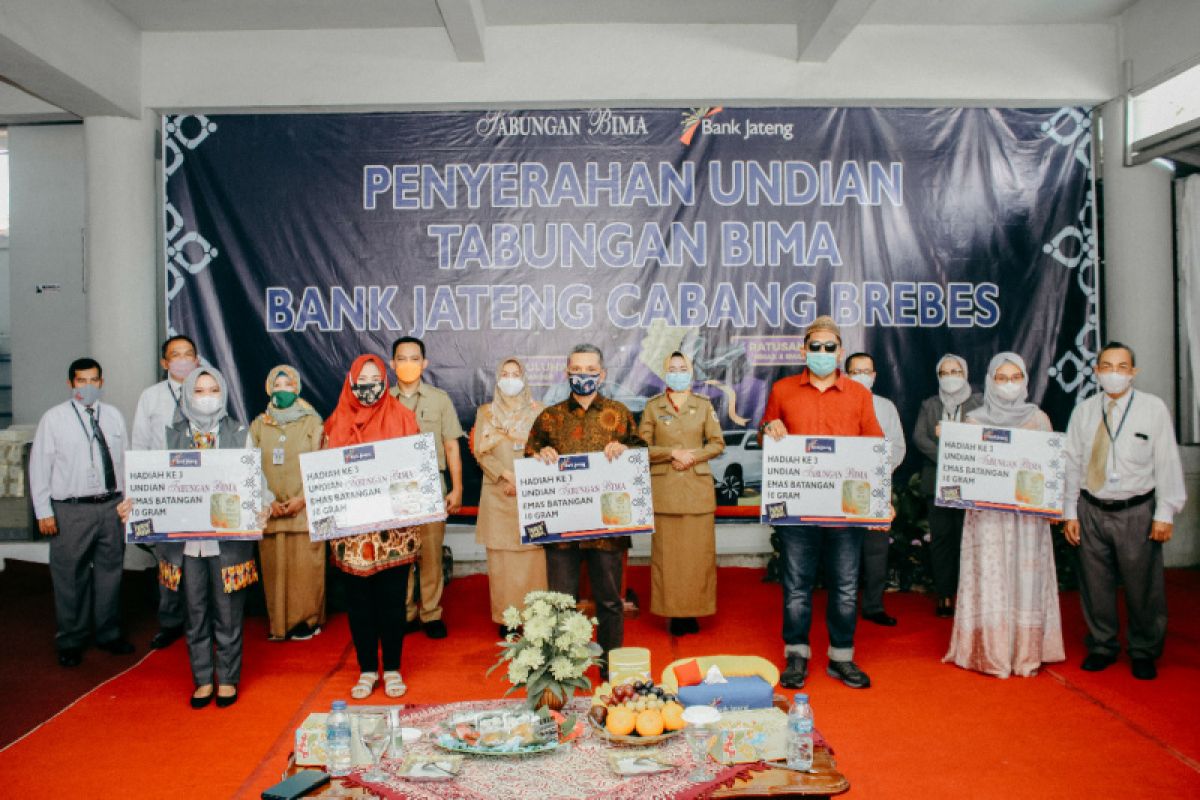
{"left": 589, "top": 717, "right": 684, "bottom": 747}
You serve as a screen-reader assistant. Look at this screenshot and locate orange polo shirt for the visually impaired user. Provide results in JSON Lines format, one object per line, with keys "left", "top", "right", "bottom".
{"left": 762, "top": 370, "right": 884, "bottom": 437}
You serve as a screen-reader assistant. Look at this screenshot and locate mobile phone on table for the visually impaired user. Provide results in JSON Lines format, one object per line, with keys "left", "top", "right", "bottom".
{"left": 261, "top": 769, "right": 331, "bottom": 800}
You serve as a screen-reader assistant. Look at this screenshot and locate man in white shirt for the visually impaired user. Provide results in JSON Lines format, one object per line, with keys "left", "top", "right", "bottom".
{"left": 845, "top": 352, "right": 908, "bottom": 627}
{"left": 131, "top": 334, "right": 200, "bottom": 649}
{"left": 1063, "top": 342, "right": 1187, "bottom": 680}
{"left": 30, "top": 358, "right": 133, "bottom": 667}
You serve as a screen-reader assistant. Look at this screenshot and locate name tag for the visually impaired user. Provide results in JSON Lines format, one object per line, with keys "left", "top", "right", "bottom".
{"left": 1105, "top": 471, "right": 1121, "bottom": 491}
{"left": 272, "top": 448, "right": 286, "bottom": 466}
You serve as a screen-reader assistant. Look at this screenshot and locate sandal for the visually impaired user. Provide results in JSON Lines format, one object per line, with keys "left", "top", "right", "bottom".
{"left": 351, "top": 671, "right": 378, "bottom": 700}
{"left": 383, "top": 671, "right": 407, "bottom": 698}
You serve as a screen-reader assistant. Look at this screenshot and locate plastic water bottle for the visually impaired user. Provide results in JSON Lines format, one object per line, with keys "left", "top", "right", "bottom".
{"left": 326, "top": 700, "right": 353, "bottom": 777}
{"left": 786, "top": 692, "right": 814, "bottom": 771}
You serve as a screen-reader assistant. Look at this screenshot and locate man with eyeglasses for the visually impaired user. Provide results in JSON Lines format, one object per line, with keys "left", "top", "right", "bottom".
{"left": 845, "top": 352, "right": 907, "bottom": 627}
{"left": 1062, "top": 342, "right": 1186, "bottom": 680}
{"left": 761, "top": 317, "right": 884, "bottom": 689}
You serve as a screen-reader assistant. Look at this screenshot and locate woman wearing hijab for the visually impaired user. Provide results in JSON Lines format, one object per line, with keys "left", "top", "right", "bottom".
{"left": 470, "top": 358, "right": 547, "bottom": 637}
{"left": 249, "top": 365, "right": 326, "bottom": 642}
{"left": 943, "top": 352, "right": 1066, "bottom": 678}
{"left": 637, "top": 351, "right": 725, "bottom": 636}
{"left": 120, "top": 366, "right": 271, "bottom": 708}
{"left": 324, "top": 355, "right": 421, "bottom": 699}
{"left": 913, "top": 354, "right": 984, "bottom": 617}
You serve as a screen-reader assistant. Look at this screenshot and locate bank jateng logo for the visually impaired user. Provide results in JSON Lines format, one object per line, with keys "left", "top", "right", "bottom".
{"left": 681, "top": 106, "right": 795, "bottom": 143}
{"left": 805, "top": 439, "right": 837, "bottom": 454}
{"left": 170, "top": 452, "right": 201, "bottom": 467}
{"left": 476, "top": 109, "right": 648, "bottom": 138}
{"left": 343, "top": 445, "right": 377, "bottom": 463}
{"left": 982, "top": 428, "right": 1012, "bottom": 444}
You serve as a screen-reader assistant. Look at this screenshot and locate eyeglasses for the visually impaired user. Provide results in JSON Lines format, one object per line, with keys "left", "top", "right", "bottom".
{"left": 806, "top": 341, "right": 838, "bottom": 353}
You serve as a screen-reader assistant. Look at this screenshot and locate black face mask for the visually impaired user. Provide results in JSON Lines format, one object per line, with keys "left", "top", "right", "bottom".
{"left": 352, "top": 382, "right": 384, "bottom": 406}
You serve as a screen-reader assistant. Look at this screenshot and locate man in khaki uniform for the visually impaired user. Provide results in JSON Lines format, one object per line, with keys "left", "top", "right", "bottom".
{"left": 390, "top": 336, "right": 464, "bottom": 639}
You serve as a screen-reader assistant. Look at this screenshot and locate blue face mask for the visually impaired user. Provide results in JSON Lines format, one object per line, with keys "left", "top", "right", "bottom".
{"left": 806, "top": 352, "right": 838, "bottom": 378}
{"left": 568, "top": 372, "right": 600, "bottom": 396}
{"left": 665, "top": 372, "right": 693, "bottom": 392}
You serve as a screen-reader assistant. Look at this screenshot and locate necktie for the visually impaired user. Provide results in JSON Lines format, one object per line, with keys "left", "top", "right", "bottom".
{"left": 1085, "top": 398, "right": 1117, "bottom": 493}
{"left": 87, "top": 407, "right": 117, "bottom": 492}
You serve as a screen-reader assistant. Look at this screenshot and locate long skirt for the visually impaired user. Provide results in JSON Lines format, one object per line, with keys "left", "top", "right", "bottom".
{"left": 260, "top": 531, "right": 326, "bottom": 639}
{"left": 650, "top": 513, "right": 717, "bottom": 617}
{"left": 486, "top": 548, "right": 548, "bottom": 623}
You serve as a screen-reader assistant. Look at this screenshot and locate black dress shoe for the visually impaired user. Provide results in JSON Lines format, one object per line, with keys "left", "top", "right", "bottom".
{"left": 827, "top": 660, "right": 871, "bottom": 689}
{"left": 1080, "top": 652, "right": 1117, "bottom": 672}
{"left": 863, "top": 611, "right": 898, "bottom": 627}
{"left": 1131, "top": 658, "right": 1157, "bottom": 680}
{"left": 423, "top": 620, "right": 448, "bottom": 639}
{"left": 96, "top": 637, "right": 135, "bottom": 655}
{"left": 150, "top": 626, "right": 184, "bottom": 650}
{"left": 190, "top": 687, "right": 214, "bottom": 709}
{"left": 215, "top": 686, "right": 239, "bottom": 707}
{"left": 405, "top": 618, "right": 421, "bottom": 634}
{"left": 780, "top": 654, "right": 808, "bottom": 689}
{"left": 58, "top": 648, "right": 83, "bottom": 668}
{"left": 935, "top": 598, "right": 954, "bottom": 618}
{"left": 668, "top": 618, "right": 688, "bottom": 636}
{"left": 682, "top": 617, "right": 700, "bottom": 634}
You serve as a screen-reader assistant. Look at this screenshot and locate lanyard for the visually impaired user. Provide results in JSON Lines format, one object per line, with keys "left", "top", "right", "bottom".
{"left": 70, "top": 403, "right": 100, "bottom": 468}
{"left": 1101, "top": 390, "right": 1134, "bottom": 444}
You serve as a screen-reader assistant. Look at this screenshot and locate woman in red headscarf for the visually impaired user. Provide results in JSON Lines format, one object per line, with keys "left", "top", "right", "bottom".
{"left": 325, "top": 355, "right": 421, "bottom": 699}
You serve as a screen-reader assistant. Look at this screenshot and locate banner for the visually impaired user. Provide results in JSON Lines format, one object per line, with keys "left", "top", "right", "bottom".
{"left": 299, "top": 433, "right": 447, "bottom": 541}
{"left": 162, "top": 106, "right": 1097, "bottom": 505}
{"left": 514, "top": 449, "right": 654, "bottom": 544}
{"left": 761, "top": 436, "right": 892, "bottom": 527}
{"left": 934, "top": 421, "right": 1066, "bottom": 519}
{"left": 124, "top": 449, "right": 264, "bottom": 542}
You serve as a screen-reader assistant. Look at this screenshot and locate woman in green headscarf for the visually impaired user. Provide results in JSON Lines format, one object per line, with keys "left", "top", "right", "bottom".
{"left": 249, "top": 365, "right": 326, "bottom": 641}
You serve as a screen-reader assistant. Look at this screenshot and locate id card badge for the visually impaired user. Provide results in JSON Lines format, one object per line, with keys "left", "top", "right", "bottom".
{"left": 87, "top": 466, "right": 101, "bottom": 489}
{"left": 272, "top": 447, "right": 286, "bottom": 466}
{"left": 1105, "top": 471, "right": 1121, "bottom": 491}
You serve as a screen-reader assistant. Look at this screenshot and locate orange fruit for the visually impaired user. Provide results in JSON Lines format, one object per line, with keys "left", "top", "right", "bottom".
{"left": 635, "top": 708, "right": 665, "bottom": 737}
{"left": 606, "top": 707, "right": 636, "bottom": 736}
{"left": 661, "top": 702, "right": 685, "bottom": 731}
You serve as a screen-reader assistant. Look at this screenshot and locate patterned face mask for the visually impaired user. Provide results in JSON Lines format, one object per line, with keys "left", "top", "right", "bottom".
{"left": 352, "top": 381, "right": 384, "bottom": 406}
{"left": 568, "top": 372, "right": 600, "bottom": 396}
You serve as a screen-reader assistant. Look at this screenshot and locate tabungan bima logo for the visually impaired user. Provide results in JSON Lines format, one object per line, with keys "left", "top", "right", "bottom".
{"left": 476, "top": 109, "right": 648, "bottom": 138}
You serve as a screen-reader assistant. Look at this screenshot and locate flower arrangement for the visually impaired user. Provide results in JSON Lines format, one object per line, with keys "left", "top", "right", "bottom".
{"left": 487, "top": 590, "right": 601, "bottom": 710}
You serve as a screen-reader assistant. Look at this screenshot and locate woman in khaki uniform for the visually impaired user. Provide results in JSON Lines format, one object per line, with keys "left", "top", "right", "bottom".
{"left": 471, "top": 357, "right": 547, "bottom": 637}
{"left": 249, "top": 365, "right": 326, "bottom": 641}
{"left": 638, "top": 351, "right": 725, "bottom": 636}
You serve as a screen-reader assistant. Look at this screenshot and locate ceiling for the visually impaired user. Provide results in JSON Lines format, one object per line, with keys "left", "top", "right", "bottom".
{"left": 102, "top": 0, "right": 1139, "bottom": 32}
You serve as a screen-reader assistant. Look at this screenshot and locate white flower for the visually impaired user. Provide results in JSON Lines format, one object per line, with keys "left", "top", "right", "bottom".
{"left": 515, "top": 647, "right": 545, "bottom": 670}
{"left": 502, "top": 606, "right": 522, "bottom": 629}
{"left": 508, "top": 662, "right": 530, "bottom": 685}
{"left": 523, "top": 617, "right": 554, "bottom": 645}
{"left": 563, "top": 614, "right": 594, "bottom": 641}
{"left": 549, "top": 657, "right": 577, "bottom": 681}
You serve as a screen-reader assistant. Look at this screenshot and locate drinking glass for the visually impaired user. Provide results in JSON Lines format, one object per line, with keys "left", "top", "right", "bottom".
{"left": 684, "top": 723, "right": 713, "bottom": 782}
{"left": 357, "top": 711, "right": 391, "bottom": 783}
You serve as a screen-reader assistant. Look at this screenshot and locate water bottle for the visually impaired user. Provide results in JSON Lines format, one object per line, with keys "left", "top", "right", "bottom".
{"left": 326, "top": 700, "right": 353, "bottom": 777}
{"left": 786, "top": 692, "right": 814, "bottom": 771}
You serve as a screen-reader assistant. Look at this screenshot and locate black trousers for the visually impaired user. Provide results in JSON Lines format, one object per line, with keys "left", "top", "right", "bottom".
{"left": 545, "top": 545, "right": 623, "bottom": 659}
{"left": 927, "top": 503, "right": 966, "bottom": 600}
{"left": 345, "top": 565, "right": 410, "bottom": 673}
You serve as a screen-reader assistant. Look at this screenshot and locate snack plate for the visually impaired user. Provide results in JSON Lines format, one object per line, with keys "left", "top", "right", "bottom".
{"left": 589, "top": 718, "right": 684, "bottom": 747}
{"left": 396, "top": 753, "right": 463, "bottom": 781}
{"left": 607, "top": 750, "right": 678, "bottom": 776}
{"left": 435, "top": 735, "right": 561, "bottom": 757}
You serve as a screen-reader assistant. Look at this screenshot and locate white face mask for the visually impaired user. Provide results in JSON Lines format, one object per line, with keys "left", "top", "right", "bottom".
{"left": 1097, "top": 372, "right": 1132, "bottom": 395}
{"left": 939, "top": 375, "right": 966, "bottom": 394}
{"left": 850, "top": 373, "right": 875, "bottom": 391}
{"left": 192, "top": 395, "right": 223, "bottom": 415}
{"left": 497, "top": 377, "right": 525, "bottom": 397}
{"left": 993, "top": 382, "right": 1025, "bottom": 402}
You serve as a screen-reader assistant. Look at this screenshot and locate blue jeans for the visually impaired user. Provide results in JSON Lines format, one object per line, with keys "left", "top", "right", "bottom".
{"left": 778, "top": 525, "right": 864, "bottom": 661}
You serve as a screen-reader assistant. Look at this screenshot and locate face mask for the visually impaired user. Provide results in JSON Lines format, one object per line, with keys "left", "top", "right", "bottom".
{"left": 192, "top": 395, "right": 222, "bottom": 415}
{"left": 352, "top": 382, "right": 384, "bottom": 406}
{"left": 72, "top": 384, "right": 102, "bottom": 406}
{"left": 665, "top": 372, "right": 693, "bottom": 392}
{"left": 394, "top": 361, "right": 423, "bottom": 384}
{"left": 568, "top": 373, "right": 600, "bottom": 396}
{"left": 806, "top": 352, "right": 838, "bottom": 378}
{"left": 993, "top": 382, "right": 1025, "bottom": 402}
{"left": 939, "top": 375, "right": 967, "bottom": 394}
{"left": 850, "top": 373, "right": 875, "bottom": 391}
{"left": 1098, "top": 372, "right": 1132, "bottom": 395}
{"left": 168, "top": 357, "right": 198, "bottom": 382}
{"left": 271, "top": 390, "right": 297, "bottom": 409}
{"left": 497, "top": 377, "right": 525, "bottom": 397}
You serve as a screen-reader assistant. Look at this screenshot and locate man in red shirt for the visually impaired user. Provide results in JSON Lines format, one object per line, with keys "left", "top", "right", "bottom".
{"left": 762, "top": 316, "right": 884, "bottom": 690}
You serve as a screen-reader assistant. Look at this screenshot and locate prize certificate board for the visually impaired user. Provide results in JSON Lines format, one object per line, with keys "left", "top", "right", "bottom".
{"left": 515, "top": 448, "right": 654, "bottom": 545}
{"left": 124, "top": 449, "right": 264, "bottom": 543}
{"left": 934, "top": 421, "right": 1065, "bottom": 519}
{"left": 300, "top": 433, "right": 447, "bottom": 541}
{"left": 760, "top": 436, "right": 892, "bottom": 527}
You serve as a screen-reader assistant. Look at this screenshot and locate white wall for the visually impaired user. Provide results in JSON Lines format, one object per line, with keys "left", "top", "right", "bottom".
{"left": 1120, "top": 0, "right": 1200, "bottom": 89}
{"left": 8, "top": 124, "right": 88, "bottom": 425}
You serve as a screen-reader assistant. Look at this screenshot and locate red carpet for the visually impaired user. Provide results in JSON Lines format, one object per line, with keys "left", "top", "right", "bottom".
{"left": 1, "top": 565, "right": 1198, "bottom": 798}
